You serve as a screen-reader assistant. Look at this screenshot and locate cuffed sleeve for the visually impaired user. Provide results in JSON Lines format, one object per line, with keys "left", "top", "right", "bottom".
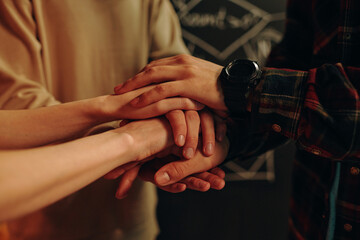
{"left": 250, "top": 64, "right": 360, "bottom": 160}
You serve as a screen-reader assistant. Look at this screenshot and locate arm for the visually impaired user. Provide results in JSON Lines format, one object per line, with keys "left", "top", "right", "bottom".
{"left": 114, "top": 55, "right": 360, "bottom": 161}
{"left": 0, "top": 86, "right": 202, "bottom": 149}
{"left": 0, "top": 118, "right": 173, "bottom": 221}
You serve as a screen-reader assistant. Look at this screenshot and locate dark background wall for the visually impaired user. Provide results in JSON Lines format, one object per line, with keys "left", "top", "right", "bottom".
{"left": 156, "top": 1, "right": 295, "bottom": 239}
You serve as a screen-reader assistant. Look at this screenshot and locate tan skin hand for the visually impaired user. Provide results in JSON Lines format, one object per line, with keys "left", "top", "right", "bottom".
{"left": 154, "top": 137, "right": 230, "bottom": 186}
{"left": 114, "top": 55, "right": 228, "bottom": 112}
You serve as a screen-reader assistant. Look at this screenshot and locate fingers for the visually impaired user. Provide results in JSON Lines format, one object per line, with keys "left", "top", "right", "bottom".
{"left": 114, "top": 65, "right": 188, "bottom": 95}
{"left": 215, "top": 120, "right": 227, "bottom": 142}
{"left": 138, "top": 157, "right": 225, "bottom": 193}
{"left": 154, "top": 140, "right": 229, "bottom": 186}
{"left": 166, "top": 110, "right": 186, "bottom": 147}
{"left": 183, "top": 111, "right": 200, "bottom": 159}
{"left": 139, "top": 161, "right": 222, "bottom": 193}
{"left": 200, "top": 110, "right": 215, "bottom": 156}
{"left": 180, "top": 176, "right": 210, "bottom": 192}
{"left": 103, "top": 162, "right": 138, "bottom": 179}
{"left": 138, "top": 97, "right": 204, "bottom": 118}
{"left": 115, "top": 165, "right": 141, "bottom": 199}
{"left": 122, "top": 97, "right": 203, "bottom": 120}
{"left": 157, "top": 183, "right": 187, "bottom": 193}
{"left": 210, "top": 167, "right": 226, "bottom": 179}
{"left": 129, "top": 81, "right": 187, "bottom": 108}
{"left": 192, "top": 170, "right": 225, "bottom": 190}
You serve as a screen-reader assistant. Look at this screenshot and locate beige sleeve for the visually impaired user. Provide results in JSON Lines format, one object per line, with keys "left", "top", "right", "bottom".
{"left": 0, "top": 0, "right": 59, "bottom": 110}
{"left": 148, "top": 0, "right": 190, "bottom": 60}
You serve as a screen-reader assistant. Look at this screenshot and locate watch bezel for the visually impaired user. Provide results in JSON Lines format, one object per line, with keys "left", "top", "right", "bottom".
{"left": 224, "top": 59, "right": 261, "bottom": 84}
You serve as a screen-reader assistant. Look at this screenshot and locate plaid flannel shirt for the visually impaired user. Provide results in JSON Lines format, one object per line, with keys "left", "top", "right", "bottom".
{"left": 227, "top": 0, "right": 360, "bottom": 239}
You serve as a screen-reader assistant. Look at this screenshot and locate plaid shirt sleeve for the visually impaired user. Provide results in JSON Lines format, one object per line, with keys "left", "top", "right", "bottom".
{"left": 246, "top": 64, "right": 360, "bottom": 161}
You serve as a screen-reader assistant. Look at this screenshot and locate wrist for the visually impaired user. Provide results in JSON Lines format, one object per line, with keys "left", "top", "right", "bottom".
{"left": 219, "top": 59, "right": 262, "bottom": 120}
{"left": 86, "top": 96, "right": 121, "bottom": 124}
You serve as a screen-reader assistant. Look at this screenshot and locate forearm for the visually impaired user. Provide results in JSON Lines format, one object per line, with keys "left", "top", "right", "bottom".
{"left": 0, "top": 118, "right": 173, "bottom": 221}
{"left": 0, "top": 98, "right": 108, "bottom": 149}
{"left": 0, "top": 130, "right": 134, "bottom": 221}
{"left": 0, "top": 85, "right": 192, "bottom": 149}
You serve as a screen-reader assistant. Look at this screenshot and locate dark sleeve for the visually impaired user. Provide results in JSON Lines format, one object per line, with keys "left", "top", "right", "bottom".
{"left": 227, "top": 64, "right": 360, "bottom": 161}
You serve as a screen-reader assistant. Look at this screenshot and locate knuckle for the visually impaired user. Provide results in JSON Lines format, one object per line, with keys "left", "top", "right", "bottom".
{"left": 144, "top": 66, "right": 156, "bottom": 75}
{"left": 154, "top": 84, "right": 167, "bottom": 94}
{"left": 153, "top": 102, "right": 165, "bottom": 113}
{"left": 186, "top": 111, "right": 200, "bottom": 122}
{"left": 181, "top": 98, "right": 195, "bottom": 109}
{"left": 170, "top": 164, "right": 185, "bottom": 179}
{"left": 175, "top": 54, "right": 191, "bottom": 64}
{"left": 147, "top": 60, "right": 157, "bottom": 67}
{"left": 183, "top": 65, "right": 200, "bottom": 77}
{"left": 189, "top": 177, "right": 198, "bottom": 186}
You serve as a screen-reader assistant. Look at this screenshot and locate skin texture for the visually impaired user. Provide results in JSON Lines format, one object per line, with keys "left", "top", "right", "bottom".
{"left": 111, "top": 126, "right": 229, "bottom": 199}
{"left": 0, "top": 86, "right": 203, "bottom": 149}
{"left": 0, "top": 86, "right": 224, "bottom": 221}
{"left": 113, "top": 54, "right": 232, "bottom": 192}
{"left": 0, "top": 118, "right": 171, "bottom": 221}
{"left": 114, "top": 54, "right": 227, "bottom": 111}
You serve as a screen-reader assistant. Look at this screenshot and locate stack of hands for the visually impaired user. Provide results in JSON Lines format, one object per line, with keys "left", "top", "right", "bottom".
{"left": 105, "top": 55, "right": 230, "bottom": 199}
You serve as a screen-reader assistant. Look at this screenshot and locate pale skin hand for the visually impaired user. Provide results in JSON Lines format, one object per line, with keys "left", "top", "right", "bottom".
{"left": 0, "top": 86, "right": 202, "bottom": 149}
{"left": 114, "top": 54, "right": 227, "bottom": 111}
{"left": 104, "top": 110, "right": 219, "bottom": 196}
{"left": 166, "top": 109, "right": 215, "bottom": 158}
{"left": 0, "top": 118, "right": 174, "bottom": 221}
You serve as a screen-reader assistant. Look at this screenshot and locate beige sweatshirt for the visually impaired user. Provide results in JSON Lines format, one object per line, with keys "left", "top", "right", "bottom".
{"left": 0, "top": 0, "right": 188, "bottom": 239}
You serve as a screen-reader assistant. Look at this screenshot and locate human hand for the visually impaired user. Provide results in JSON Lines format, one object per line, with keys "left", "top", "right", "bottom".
{"left": 166, "top": 109, "right": 217, "bottom": 159}
{"left": 106, "top": 161, "right": 225, "bottom": 199}
{"left": 104, "top": 139, "right": 228, "bottom": 199}
{"left": 94, "top": 85, "right": 204, "bottom": 122}
{"left": 113, "top": 54, "right": 227, "bottom": 111}
{"left": 138, "top": 156, "right": 225, "bottom": 193}
{"left": 112, "top": 117, "right": 175, "bottom": 162}
{"left": 152, "top": 137, "right": 229, "bottom": 187}
{"left": 118, "top": 107, "right": 218, "bottom": 159}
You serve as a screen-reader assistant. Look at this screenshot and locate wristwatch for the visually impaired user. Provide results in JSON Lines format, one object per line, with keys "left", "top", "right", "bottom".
{"left": 219, "top": 59, "right": 262, "bottom": 119}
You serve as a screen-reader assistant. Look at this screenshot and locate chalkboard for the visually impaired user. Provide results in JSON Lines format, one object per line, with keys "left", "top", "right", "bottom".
{"left": 172, "top": 0, "right": 286, "bottom": 65}
{"left": 156, "top": 1, "right": 293, "bottom": 240}
{"left": 172, "top": 0, "right": 286, "bottom": 182}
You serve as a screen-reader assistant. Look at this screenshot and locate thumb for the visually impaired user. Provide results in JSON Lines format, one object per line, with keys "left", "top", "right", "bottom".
{"left": 154, "top": 159, "right": 198, "bottom": 186}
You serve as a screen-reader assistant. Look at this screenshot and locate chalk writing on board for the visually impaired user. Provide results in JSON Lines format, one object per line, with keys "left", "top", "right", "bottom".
{"left": 172, "top": 0, "right": 285, "bottom": 65}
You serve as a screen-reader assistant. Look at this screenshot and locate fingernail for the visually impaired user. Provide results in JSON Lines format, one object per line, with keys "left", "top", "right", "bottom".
{"left": 217, "top": 130, "right": 225, "bottom": 142}
{"left": 130, "top": 97, "right": 140, "bottom": 106}
{"left": 156, "top": 172, "right": 171, "bottom": 185}
{"left": 177, "top": 135, "right": 185, "bottom": 146}
{"left": 204, "top": 143, "right": 213, "bottom": 155}
{"left": 177, "top": 184, "right": 186, "bottom": 191}
{"left": 183, "top": 148, "right": 194, "bottom": 159}
{"left": 214, "top": 179, "right": 224, "bottom": 189}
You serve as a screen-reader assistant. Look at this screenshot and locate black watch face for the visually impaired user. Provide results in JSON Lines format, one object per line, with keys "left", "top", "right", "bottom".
{"left": 227, "top": 60, "right": 254, "bottom": 78}
{"left": 226, "top": 59, "right": 257, "bottom": 81}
